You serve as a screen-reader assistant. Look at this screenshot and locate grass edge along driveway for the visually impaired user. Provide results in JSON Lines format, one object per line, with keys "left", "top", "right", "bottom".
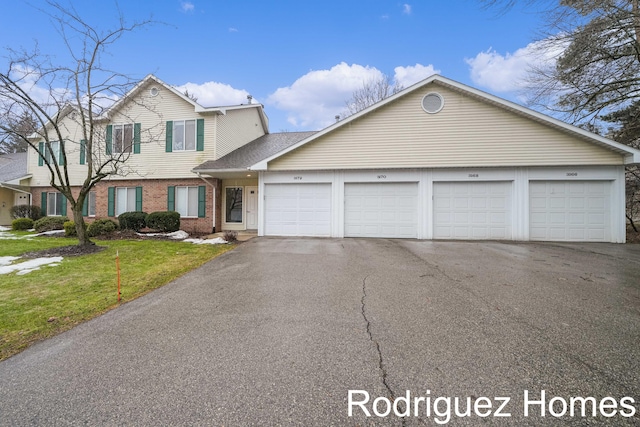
{"left": 0, "top": 234, "right": 234, "bottom": 361}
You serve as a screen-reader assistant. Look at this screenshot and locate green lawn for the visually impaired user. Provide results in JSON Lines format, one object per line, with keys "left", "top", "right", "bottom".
{"left": 0, "top": 233, "right": 234, "bottom": 361}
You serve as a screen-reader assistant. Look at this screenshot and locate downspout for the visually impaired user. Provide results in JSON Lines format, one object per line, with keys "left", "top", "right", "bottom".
{"left": 196, "top": 172, "right": 217, "bottom": 233}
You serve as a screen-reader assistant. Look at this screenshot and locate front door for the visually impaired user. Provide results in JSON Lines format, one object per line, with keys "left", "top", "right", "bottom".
{"left": 246, "top": 186, "right": 258, "bottom": 229}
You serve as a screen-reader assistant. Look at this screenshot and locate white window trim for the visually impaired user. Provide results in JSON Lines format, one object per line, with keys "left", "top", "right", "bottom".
{"left": 88, "top": 191, "right": 96, "bottom": 217}
{"left": 47, "top": 192, "right": 64, "bottom": 216}
{"left": 175, "top": 186, "right": 199, "bottom": 218}
{"left": 115, "top": 187, "right": 137, "bottom": 216}
{"left": 224, "top": 186, "right": 244, "bottom": 224}
{"left": 172, "top": 119, "right": 197, "bottom": 152}
{"left": 112, "top": 123, "right": 134, "bottom": 154}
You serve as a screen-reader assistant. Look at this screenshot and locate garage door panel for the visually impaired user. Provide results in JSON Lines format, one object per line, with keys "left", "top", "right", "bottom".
{"left": 433, "top": 181, "right": 512, "bottom": 240}
{"left": 529, "top": 181, "right": 610, "bottom": 242}
{"left": 264, "top": 184, "right": 331, "bottom": 237}
{"left": 345, "top": 183, "right": 418, "bottom": 238}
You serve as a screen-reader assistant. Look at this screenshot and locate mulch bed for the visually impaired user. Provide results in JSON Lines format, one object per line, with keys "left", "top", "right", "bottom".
{"left": 23, "top": 244, "right": 106, "bottom": 258}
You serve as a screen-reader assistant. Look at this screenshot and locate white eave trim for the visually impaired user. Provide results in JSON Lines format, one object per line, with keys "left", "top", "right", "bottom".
{"left": 192, "top": 168, "right": 250, "bottom": 174}
{"left": 249, "top": 74, "right": 640, "bottom": 169}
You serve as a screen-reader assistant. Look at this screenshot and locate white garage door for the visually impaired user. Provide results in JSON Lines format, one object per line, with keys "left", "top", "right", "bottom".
{"left": 529, "top": 181, "right": 611, "bottom": 241}
{"left": 344, "top": 183, "right": 418, "bottom": 238}
{"left": 264, "top": 183, "right": 331, "bottom": 236}
{"left": 433, "top": 181, "right": 513, "bottom": 239}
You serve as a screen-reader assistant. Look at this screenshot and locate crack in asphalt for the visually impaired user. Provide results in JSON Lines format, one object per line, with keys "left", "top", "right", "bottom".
{"left": 361, "top": 275, "right": 408, "bottom": 426}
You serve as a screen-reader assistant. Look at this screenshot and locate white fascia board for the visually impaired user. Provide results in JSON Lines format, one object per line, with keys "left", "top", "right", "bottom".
{"left": 192, "top": 168, "right": 249, "bottom": 174}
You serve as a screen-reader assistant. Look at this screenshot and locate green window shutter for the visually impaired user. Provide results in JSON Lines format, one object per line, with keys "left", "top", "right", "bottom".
{"left": 82, "top": 195, "right": 88, "bottom": 216}
{"left": 80, "top": 139, "right": 86, "bottom": 165}
{"left": 165, "top": 121, "right": 173, "bottom": 152}
{"left": 196, "top": 119, "right": 204, "bottom": 151}
{"left": 107, "top": 187, "right": 115, "bottom": 217}
{"left": 41, "top": 192, "right": 47, "bottom": 216}
{"left": 167, "top": 186, "right": 175, "bottom": 211}
{"left": 133, "top": 123, "right": 141, "bottom": 154}
{"left": 198, "top": 185, "right": 206, "bottom": 218}
{"left": 61, "top": 194, "right": 67, "bottom": 216}
{"left": 106, "top": 125, "right": 113, "bottom": 155}
{"left": 135, "top": 186, "right": 143, "bottom": 211}
{"left": 38, "top": 142, "right": 44, "bottom": 166}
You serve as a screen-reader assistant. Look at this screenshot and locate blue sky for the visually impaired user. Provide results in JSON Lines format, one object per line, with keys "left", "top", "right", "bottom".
{"left": 1, "top": 0, "right": 549, "bottom": 132}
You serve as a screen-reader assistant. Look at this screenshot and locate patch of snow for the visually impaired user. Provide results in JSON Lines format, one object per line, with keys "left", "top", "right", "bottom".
{"left": 136, "top": 230, "right": 190, "bottom": 239}
{"left": 0, "top": 226, "right": 10, "bottom": 231}
{"left": 184, "top": 237, "right": 228, "bottom": 245}
{"left": 0, "top": 257, "right": 64, "bottom": 275}
{"left": 0, "top": 256, "right": 21, "bottom": 266}
{"left": 35, "top": 230, "right": 65, "bottom": 236}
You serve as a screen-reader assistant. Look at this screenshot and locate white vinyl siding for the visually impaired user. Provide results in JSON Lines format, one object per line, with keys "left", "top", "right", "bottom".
{"left": 433, "top": 182, "right": 512, "bottom": 240}
{"left": 269, "top": 85, "right": 624, "bottom": 170}
{"left": 529, "top": 181, "right": 611, "bottom": 242}
{"left": 175, "top": 186, "right": 199, "bottom": 217}
{"left": 264, "top": 183, "right": 331, "bottom": 236}
{"left": 344, "top": 183, "right": 418, "bottom": 238}
{"left": 116, "top": 187, "right": 137, "bottom": 216}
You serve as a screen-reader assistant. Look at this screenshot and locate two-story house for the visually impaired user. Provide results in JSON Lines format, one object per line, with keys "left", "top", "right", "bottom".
{"left": 27, "top": 74, "right": 273, "bottom": 234}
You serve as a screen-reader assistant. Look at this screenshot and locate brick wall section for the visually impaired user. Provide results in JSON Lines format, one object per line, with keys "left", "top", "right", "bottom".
{"left": 32, "top": 177, "right": 220, "bottom": 235}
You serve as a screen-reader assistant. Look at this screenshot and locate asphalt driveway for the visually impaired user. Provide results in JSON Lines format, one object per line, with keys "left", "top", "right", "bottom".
{"left": 0, "top": 238, "right": 639, "bottom": 426}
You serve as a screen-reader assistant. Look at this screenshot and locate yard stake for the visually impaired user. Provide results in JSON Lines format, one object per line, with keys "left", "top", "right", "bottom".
{"left": 116, "top": 250, "right": 121, "bottom": 302}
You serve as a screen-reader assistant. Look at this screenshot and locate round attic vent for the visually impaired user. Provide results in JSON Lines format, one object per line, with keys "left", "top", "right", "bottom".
{"left": 422, "top": 92, "right": 444, "bottom": 114}
{"left": 150, "top": 87, "right": 159, "bottom": 97}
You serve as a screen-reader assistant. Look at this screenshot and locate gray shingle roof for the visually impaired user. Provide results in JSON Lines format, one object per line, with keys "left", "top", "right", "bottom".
{"left": 193, "top": 131, "right": 316, "bottom": 171}
{"left": 0, "top": 152, "right": 28, "bottom": 182}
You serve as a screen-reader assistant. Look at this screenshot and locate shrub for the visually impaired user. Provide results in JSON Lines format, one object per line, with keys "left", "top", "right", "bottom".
{"left": 87, "top": 219, "right": 118, "bottom": 237}
{"left": 11, "top": 218, "right": 34, "bottom": 231}
{"left": 223, "top": 230, "right": 238, "bottom": 243}
{"left": 118, "top": 211, "right": 147, "bottom": 231}
{"left": 10, "top": 204, "right": 43, "bottom": 221}
{"left": 64, "top": 221, "right": 77, "bottom": 237}
{"left": 146, "top": 211, "right": 180, "bottom": 232}
{"left": 33, "top": 216, "right": 69, "bottom": 232}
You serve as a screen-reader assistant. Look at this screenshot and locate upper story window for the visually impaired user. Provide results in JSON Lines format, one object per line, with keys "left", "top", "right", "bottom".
{"left": 113, "top": 124, "right": 133, "bottom": 153}
{"left": 173, "top": 120, "right": 196, "bottom": 151}
{"left": 38, "top": 140, "right": 62, "bottom": 166}
{"left": 106, "top": 124, "right": 140, "bottom": 155}
{"left": 165, "top": 119, "right": 204, "bottom": 152}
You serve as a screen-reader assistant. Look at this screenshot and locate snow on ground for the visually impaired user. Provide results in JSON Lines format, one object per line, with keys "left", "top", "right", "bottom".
{"left": 0, "top": 257, "right": 64, "bottom": 275}
{"left": 184, "top": 237, "right": 228, "bottom": 245}
{"left": 136, "top": 230, "right": 228, "bottom": 244}
{"left": 35, "top": 230, "right": 65, "bottom": 236}
{"left": 137, "top": 230, "right": 190, "bottom": 239}
{"left": 0, "top": 256, "right": 21, "bottom": 266}
{"left": 0, "top": 231, "right": 33, "bottom": 240}
{"left": 0, "top": 226, "right": 10, "bottom": 231}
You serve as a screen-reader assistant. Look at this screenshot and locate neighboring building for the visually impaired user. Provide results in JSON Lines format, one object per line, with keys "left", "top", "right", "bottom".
{"left": 22, "top": 74, "right": 640, "bottom": 242}
{"left": 0, "top": 152, "right": 30, "bottom": 225}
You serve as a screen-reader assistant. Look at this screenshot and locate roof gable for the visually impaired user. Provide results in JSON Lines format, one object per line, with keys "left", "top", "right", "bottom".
{"left": 252, "top": 75, "right": 640, "bottom": 170}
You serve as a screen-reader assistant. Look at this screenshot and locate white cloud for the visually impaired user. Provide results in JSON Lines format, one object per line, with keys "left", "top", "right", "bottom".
{"left": 267, "top": 62, "right": 385, "bottom": 129}
{"left": 466, "top": 39, "right": 564, "bottom": 93}
{"left": 403, "top": 4, "right": 412, "bottom": 15}
{"left": 267, "top": 62, "right": 439, "bottom": 130}
{"left": 180, "top": 1, "right": 195, "bottom": 13}
{"left": 228, "top": 27, "right": 238, "bottom": 32}
{"left": 394, "top": 64, "right": 439, "bottom": 88}
{"left": 175, "top": 81, "right": 252, "bottom": 107}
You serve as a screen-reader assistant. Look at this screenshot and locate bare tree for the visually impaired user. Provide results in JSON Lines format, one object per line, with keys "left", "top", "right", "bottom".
{"left": 481, "top": 0, "right": 640, "bottom": 126}
{"left": 0, "top": 111, "right": 38, "bottom": 153}
{"left": 343, "top": 74, "right": 403, "bottom": 118}
{"left": 0, "top": 1, "right": 154, "bottom": 246}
